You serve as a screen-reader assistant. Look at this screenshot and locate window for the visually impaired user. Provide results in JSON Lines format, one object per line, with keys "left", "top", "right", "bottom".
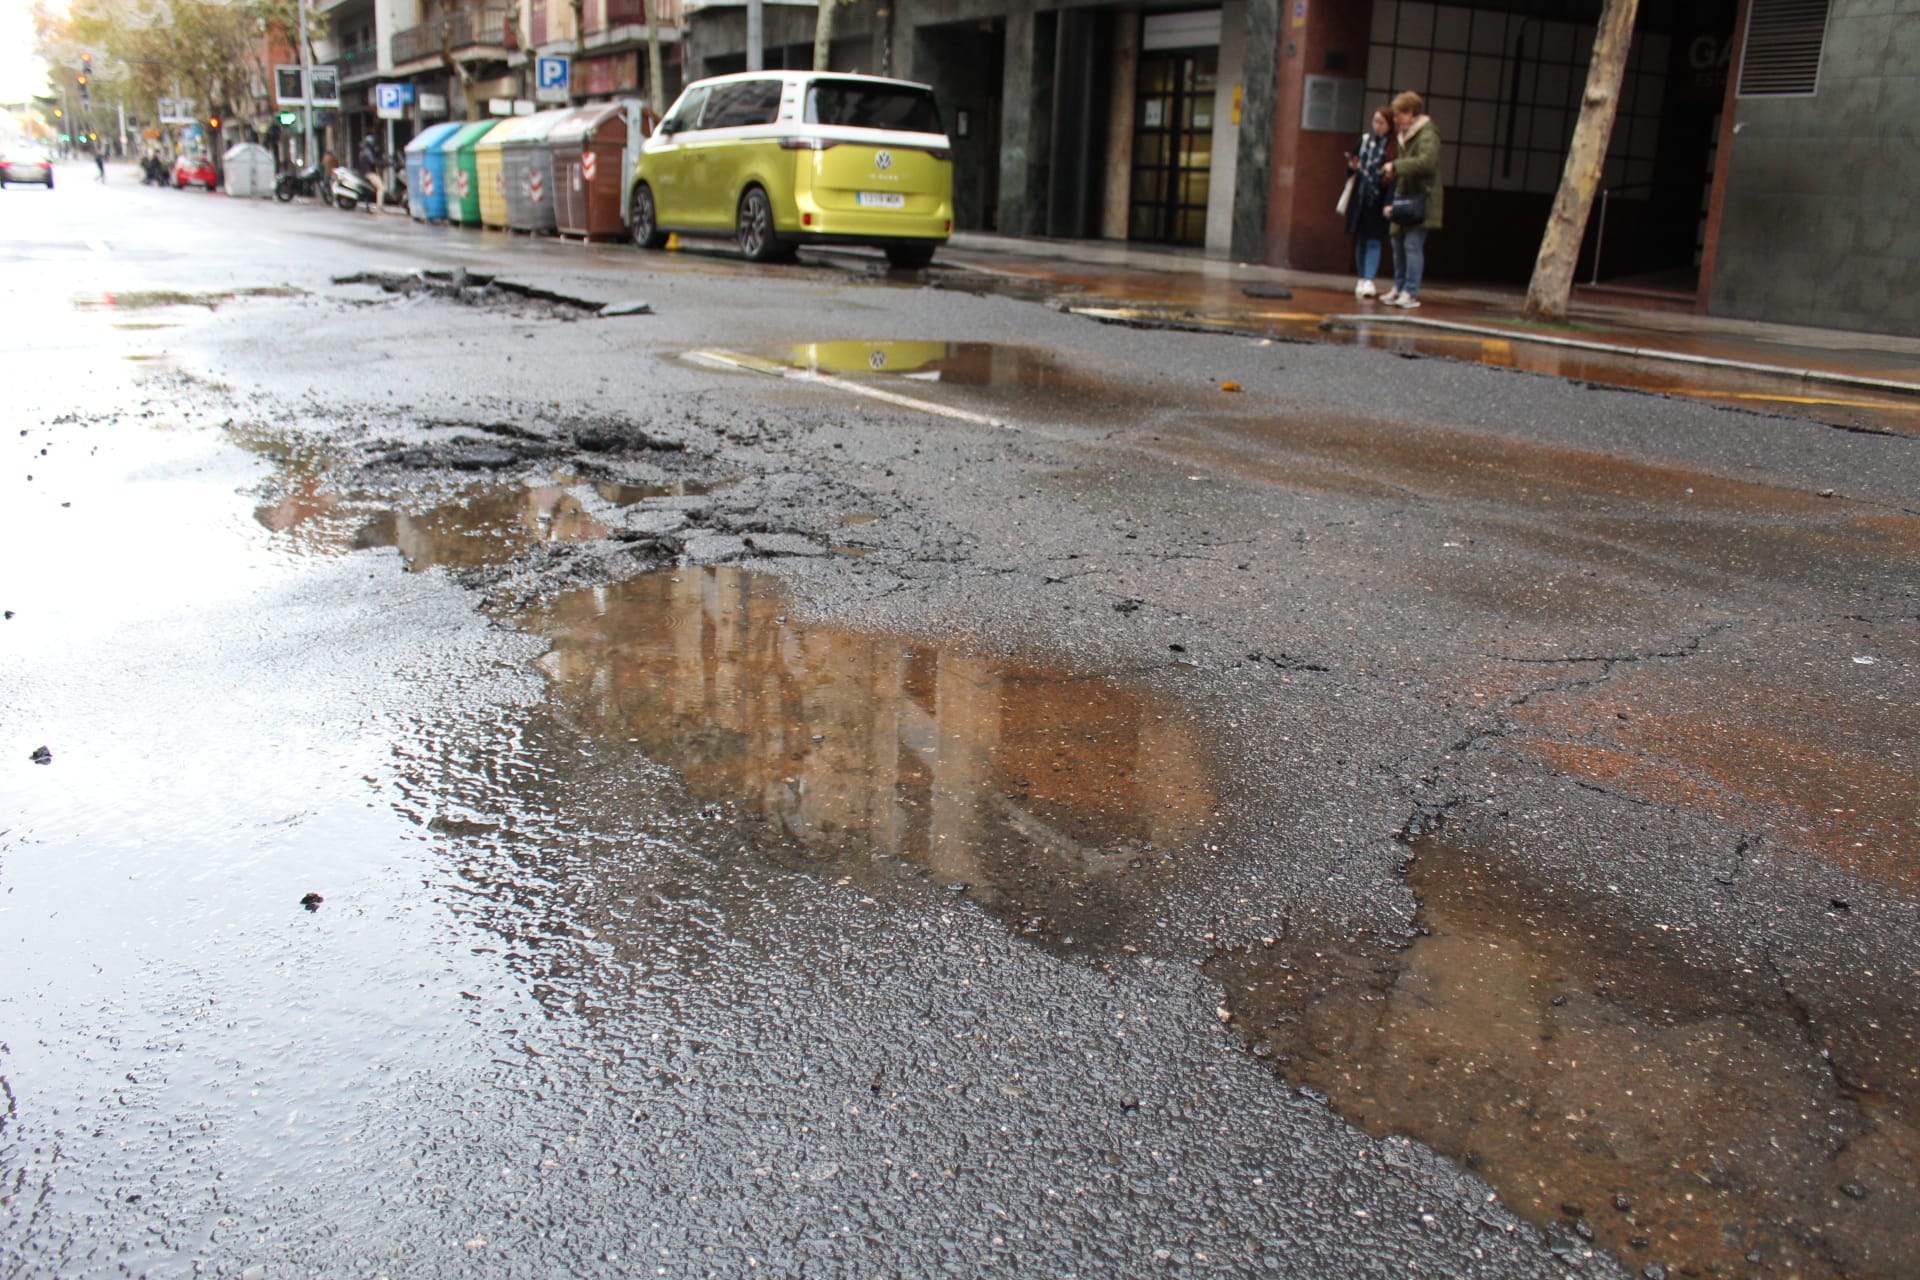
{"left": 665, "top": 86, "right": 708, "bottom": 131}
{"left": 806, "top": 80, "right": 943, "bottom": 133}
{"left": 1367, "top": 1, "right": 1667, "bottom": 196}
{"left": 1737, "top": 0, "right": 1829, "bottom": 97}
{"left": 703, "top": 80, "right": 782, "bottom": 129}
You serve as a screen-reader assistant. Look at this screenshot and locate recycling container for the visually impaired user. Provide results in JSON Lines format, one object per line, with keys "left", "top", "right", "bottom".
{"left": 475, "top": 116, "right": 533, "bottom": 229}
{"left": 422, "top": 124, "right": 468, "bottom": 221}
{"left": 501, "top": 108, "right": 575, "bottom": 235}
{"left": 550, "top": 102, "right": 634, "bottom": 240}
{"left": 222, "top": 142, "right": 274, "bottom": 198}
{"left": 444, "top": 119, "right": 501, "bottom": 226}
{"left": 404, "top": 122, "right": 462, "bottom": 221}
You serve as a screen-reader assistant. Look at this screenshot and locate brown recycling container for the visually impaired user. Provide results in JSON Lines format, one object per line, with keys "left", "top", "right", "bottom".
{"left": 550, "top": 102, "right": 632, "bottom": 240}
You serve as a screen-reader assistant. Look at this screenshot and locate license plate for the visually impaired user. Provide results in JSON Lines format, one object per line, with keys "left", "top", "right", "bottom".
{"left": 856, "top": 192, "right": 906, "bottom": 209}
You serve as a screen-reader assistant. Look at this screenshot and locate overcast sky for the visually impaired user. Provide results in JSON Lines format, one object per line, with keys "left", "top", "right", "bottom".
{"left": 2, "top": 0, "right": 52, "bottom": 103}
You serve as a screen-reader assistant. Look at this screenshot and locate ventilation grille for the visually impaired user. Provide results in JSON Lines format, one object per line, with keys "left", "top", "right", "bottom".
{"left": 1738, "top": 0, "right": 1831, "bottom": 96}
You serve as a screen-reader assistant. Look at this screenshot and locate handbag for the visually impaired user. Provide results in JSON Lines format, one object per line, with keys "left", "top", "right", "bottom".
{"left": 1335, "top": 175, "right": 1354, "bottom": 216}
{"left": 1389, "top": 192, "right": 1427, "bottom": 225}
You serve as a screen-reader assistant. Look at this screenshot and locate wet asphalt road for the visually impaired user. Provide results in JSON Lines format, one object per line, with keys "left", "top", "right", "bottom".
{"left": 2, "top": 166, "right": 1915, "bottom": 1279}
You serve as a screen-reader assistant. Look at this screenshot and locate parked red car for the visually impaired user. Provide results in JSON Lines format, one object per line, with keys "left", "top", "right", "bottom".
{"left": 173, "top": 153, "right": 217, "bottom": 190}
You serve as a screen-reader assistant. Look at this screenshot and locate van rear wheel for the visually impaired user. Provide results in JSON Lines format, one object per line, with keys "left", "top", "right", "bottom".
{"left": 735, "top": 186, "right": 791, "bottom": 263}
{"left": 631, "top": 183, "right": 667, "bottom": 249}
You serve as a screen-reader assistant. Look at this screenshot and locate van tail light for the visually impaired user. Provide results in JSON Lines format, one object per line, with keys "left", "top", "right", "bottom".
{"left": 779, "top": 137, "right": 839, "bottom": 151}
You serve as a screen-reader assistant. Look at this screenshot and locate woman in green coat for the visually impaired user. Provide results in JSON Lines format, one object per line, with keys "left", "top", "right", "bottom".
{"left": 1380, "top": 90, "right": 1443, "bottom": 308}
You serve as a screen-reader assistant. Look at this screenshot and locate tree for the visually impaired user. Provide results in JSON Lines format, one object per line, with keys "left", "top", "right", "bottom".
{"left": 813, "top": 0, "right": 840, "bottom": 72}
{"left": 1523, "top": 0, "right": 1640, "bottom": 322}
{"left": 37, "top": 0, "right": 316, "bottom": 138}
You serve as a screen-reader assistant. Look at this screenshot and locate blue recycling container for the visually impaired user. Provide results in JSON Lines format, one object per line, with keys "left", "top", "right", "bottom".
{"left": 404, "top": 121, "right": 463, "bottom": 221}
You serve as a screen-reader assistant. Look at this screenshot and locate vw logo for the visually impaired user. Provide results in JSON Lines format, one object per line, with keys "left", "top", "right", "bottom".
{"left": 869, "top": 348, "right": 888, "bottom": 370}
{"left": 875, "top": 150, "right": 893, "bottom": 170}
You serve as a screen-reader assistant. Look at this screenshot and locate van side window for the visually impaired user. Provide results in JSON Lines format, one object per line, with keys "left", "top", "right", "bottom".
{"left": 663, "top": 86, "right": 709, "bottom": 132}
{"left": 703, "top": 80, "right": 781, "bottom": 129}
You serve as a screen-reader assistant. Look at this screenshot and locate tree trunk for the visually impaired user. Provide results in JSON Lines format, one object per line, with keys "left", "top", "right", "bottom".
{"left": 813, "top": 0, "right": 836, "bottom": 72}
{"left": 1522, "top": 0, "right": 1640, "bottom": 322}
{"left": 645, "top": 3, "right": 666, "bottom": 114}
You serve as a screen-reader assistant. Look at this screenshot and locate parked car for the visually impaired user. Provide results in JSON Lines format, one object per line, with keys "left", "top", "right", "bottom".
{"left": 173, "top": 152, "right": 218, "bottom": 190}
{"left": 629, "top": 71, "right": 953, "bottom": 269}
{"left": 0, "top": 145, "right": 55, "bottom": 188}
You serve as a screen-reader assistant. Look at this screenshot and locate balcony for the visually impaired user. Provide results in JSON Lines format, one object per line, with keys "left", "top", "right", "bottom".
{"left": 391, "top": 6, "right": 518, "bottom": 68}
{"left": 334, "top": 45, "right": 381, "bottom": 84}
{"left": 584, "top": 0, "right": 682, "bottom": 34}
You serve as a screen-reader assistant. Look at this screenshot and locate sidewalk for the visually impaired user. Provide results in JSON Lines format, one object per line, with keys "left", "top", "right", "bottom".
{"left": 941, "top": 232, "right": 1920, "bottom": 433}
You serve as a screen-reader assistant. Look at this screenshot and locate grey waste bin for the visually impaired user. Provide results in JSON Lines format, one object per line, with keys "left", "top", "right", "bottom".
{"left": 501, "top": 108, "right": 576, "bottom": 234}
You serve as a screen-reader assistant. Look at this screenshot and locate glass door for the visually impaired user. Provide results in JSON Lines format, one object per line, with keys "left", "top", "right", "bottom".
{"left": 1129, "top": 49, "right": 1218, "bottom": 246}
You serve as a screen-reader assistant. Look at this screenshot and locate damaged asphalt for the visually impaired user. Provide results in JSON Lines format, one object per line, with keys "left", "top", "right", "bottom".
{"left": 2, "top": 183, "right": 1916, "bottom": 1280}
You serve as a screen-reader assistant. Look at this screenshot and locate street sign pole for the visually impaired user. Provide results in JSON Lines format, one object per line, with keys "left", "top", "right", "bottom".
{"left": 296, "top": 0, "right": 315, "bottom": 165}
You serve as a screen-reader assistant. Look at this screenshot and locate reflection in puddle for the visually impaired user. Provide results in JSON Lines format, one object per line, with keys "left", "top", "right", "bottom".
{"left": 517, "top": 567, "right": 1215, "bottom": 952}
{"left": 1210, "top": 838, "right": 1919, "bottom": 1280}
{"left": 354, "top": 483, "right": 610, "bottom": 572}
{"left": 686, "top": 341, "right": 1185, "bottom": 423}
{"left": 256, "top": 475, "right": 715, "bottom": 572}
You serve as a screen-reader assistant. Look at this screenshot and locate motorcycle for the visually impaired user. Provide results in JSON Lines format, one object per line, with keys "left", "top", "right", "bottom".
{"left": 330, "top": 166, "right": 378, "bottom": 211}
{"left": 274, "top": 162, "right": 326, "bottom": 202}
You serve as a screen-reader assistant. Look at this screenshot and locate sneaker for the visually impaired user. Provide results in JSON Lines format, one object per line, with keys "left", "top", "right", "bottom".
{"left": 1354, "top": 278, "right": 1377, "bottom": 299}
{"left": 1389, "top": 293, "right": 1421, "bottom": 309}
{"left": 1378, "top": 288, "right": 1404, "bottom": 305}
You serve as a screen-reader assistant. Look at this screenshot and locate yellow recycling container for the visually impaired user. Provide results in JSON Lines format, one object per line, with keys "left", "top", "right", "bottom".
{"left": 476, "top": 115, "right": 534, "bottom": 230}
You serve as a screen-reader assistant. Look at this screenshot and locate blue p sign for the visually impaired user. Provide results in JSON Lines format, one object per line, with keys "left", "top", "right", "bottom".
{"left": 537, "top": 57, "right": 570, "bottom": 92}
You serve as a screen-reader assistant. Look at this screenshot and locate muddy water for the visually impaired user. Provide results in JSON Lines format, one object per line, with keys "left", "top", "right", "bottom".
{"left": 516, "top": 567, "right": 1216, "bottom": 954}
{"left": 1210, "top": 837, "right": 1920, "bottom": 1280}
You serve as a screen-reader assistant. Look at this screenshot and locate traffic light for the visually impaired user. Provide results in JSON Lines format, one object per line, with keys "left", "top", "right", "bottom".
{"left": 77, "top": 73, "right": 90, "bottom": 102}
{"left": 208, "top": 116, "right": 221, "bottom": 129}
{"left": 277, "top": 109, "right": 298, "bottom": 126}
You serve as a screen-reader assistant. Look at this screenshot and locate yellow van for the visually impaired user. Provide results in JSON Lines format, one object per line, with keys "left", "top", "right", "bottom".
{"left": 629, "top": 71, "right": 953, "bottom": 269}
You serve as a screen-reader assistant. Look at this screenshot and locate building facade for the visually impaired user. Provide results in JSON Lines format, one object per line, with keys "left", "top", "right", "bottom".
{"left": 674, "top": 0, "right": 1913, "bottom": 337}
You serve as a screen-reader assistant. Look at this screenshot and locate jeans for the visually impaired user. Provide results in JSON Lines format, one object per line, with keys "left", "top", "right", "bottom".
{"left": 1392, "top": 226, "right": 1429, "bottom": 297}
{"left": 1354, "top": 236, "right": 1383, "bottom": 280}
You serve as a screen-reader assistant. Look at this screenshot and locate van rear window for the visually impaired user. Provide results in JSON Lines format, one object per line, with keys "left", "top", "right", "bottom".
{"left": 805, "top": 80, "right": 943, "bottom": 134}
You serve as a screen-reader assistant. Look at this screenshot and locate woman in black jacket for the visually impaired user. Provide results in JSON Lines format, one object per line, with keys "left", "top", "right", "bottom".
{"left": 1343, "top": 108, "right": 1394, "bottom": 299}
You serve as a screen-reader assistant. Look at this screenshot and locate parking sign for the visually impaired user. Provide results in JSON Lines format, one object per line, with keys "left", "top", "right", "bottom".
{"left": 375, "top": 84, "right": 406, "bottom": 120}
{"left": 536, "top": 55, "right": 570, "bottom": 103}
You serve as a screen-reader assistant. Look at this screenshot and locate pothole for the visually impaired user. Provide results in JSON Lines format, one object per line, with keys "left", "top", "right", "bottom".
{"left": 1207, "top": 835, "right": 1919, "bottom": 1280}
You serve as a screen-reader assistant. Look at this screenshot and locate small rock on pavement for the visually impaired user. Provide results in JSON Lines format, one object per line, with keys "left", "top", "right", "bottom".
{"left": 30, "top": 745, "right": 52, "bottom": 765}
{"left": 599, "top": 300, "right": 654, "bottom": 318}
{"left": 300, "top": 892, "right": 324, "bottom": 911}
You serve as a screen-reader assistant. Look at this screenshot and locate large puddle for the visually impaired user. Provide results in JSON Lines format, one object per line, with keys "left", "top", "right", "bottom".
{"left": 516, "top": 566, "right": 1216, "bottom": 954}
{"left": 1209, "top": 836, "right": 1919, "bottom": 1280}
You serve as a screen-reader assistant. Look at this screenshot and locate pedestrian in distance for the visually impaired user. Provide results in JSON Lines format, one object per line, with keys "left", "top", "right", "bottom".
{"left": 1343, "top": 107, "right": 1395, "bottom": 300}
{"left": 95, "top": 146, "right": 107, "bottom": 183}
{"left": 357, "top": 136, "right": 378, "bottom": 177}
{"left": 1380, "top": 91, "right": 1444, "bottom": 309}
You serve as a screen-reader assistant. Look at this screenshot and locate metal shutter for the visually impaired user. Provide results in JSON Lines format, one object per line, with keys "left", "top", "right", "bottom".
{"left": 1737, "top": 0, "right": 1831, "bottom": 97}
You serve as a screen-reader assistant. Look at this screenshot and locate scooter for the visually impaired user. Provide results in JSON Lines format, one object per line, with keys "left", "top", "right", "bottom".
{"left": 274, "top": 162, "right": 326, "bottom": 202}
{"left": 330, "top": 166, "right": 378, "bottom": 211}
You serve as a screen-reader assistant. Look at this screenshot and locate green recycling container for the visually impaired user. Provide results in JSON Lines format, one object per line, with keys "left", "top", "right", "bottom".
{"left": 445, "top": 119, "right": 501, "bottom": 226}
